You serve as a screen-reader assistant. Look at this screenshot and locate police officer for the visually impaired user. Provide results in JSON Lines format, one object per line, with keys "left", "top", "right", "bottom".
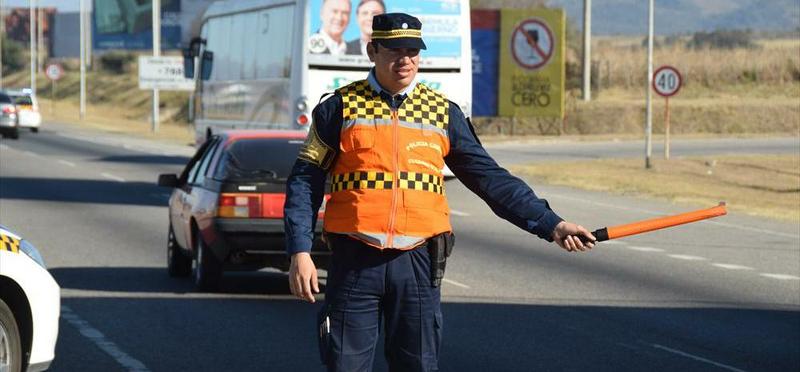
{"left": 285, "top": 13, "right": 596, "bottom": 372}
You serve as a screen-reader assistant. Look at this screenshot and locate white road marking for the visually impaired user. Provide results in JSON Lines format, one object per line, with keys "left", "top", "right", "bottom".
{"left": 550, "top": 193, "right": 800, "bottom": 240}
{"left": 22, "top": 150, "right": 39, "bottom": 157}
{"left": 442, "top": 278, "right": 471, "bottom": 289}
{"left": 651, "top": 344, "right": 747, "bottom": 372}
{"left": 61, "top": 306, "right": 151, "bottom": 372}
{"left": 667, "top": 254, "right": 707, "bottom": 261}
{"left": 58, "top": 159, "right": 76, "bottom": 167}
{"left": 450, "top": 209, "right": 470, "bottom": 217}
{"left": 626, "top": 246, "right": 665, "bottom": 252}
{"left": 600, "top": 240, "right": 627, "bottom": 245}
{"left": 711, "top": 263, "right": 754, "bottom": 271}
{"left": 759, "top": 273, "right": 800, "bottom": 280}
{"left": 101, "top": 173, "right": 126, "bottom": 182}
{"left": 0, "top": 144, "right": 8, "bottom": 149}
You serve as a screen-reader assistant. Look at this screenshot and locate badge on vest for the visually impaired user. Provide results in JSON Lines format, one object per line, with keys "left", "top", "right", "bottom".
{"left": 299, "top": 126, "right": 335, "bottom": 169}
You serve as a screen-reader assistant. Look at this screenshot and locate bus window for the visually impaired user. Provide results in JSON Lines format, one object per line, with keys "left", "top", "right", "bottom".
{"left": 256, "top": 6, "right": 294, "bottom": 79}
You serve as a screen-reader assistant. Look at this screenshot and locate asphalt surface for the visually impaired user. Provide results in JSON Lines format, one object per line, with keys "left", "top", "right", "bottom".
{"left": 1, "top": 123, "right": 798, "bottom": 372}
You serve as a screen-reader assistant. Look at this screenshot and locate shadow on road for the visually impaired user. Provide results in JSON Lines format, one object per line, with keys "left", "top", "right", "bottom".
{"left": 49, "top": 266, "right": 308, "bottom": 296}
{"left": 95, "top": 154, "right": 191, "bottom": 166}
{"left": 50, "top": 294, "right": 800, "bottom": 372}
{"left": 0, "top": 177, "right": 168, "bottom": 206}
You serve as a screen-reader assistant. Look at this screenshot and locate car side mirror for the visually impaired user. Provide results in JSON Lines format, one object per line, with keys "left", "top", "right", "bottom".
{"left": 183, "top": 48, "right": 194, "bottom": 79}
{"left": 201, "top": 51, "right": 213, "bottom": 81}
{"left": 158, "top": 174, "right": 179, "bottom": 188}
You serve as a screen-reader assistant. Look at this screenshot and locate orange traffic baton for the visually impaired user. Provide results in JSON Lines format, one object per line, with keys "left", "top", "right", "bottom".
{"left": 587, "top": 202, "right": 727, "bottom": 243}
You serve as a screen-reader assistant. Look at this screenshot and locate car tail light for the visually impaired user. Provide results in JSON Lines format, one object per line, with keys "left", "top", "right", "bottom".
{"left": 296, "top": 113, "right": 309, "bottom": 126}
{"left": 2, "top": 106, "right": 16, "bottom": 114}
{"left": 218, "top": 194, "right": 261, "bottom": 218}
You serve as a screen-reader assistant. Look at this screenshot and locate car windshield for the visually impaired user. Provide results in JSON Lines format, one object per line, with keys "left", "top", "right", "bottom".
{"left": 12, "top": 95, "right": 33, "bottom": 105}
{"left": 215, "top": 138, "right": 304, "bottom": 181}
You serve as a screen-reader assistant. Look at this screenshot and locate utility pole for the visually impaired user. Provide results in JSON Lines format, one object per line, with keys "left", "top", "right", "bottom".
{"left": 79, "top": 0, "right": 86, "bottom": 119}
{"left": 37, "top": 6, "right": 43, "bottom": 73}
{"left": 29, "top": 0, "right": 36, "bottom": 95}
{"left": 645, "top": 0, "right": 654, "bottom": 169}
{"left": 1, "top": 0, "right": 5, "bottom": 89}
{"left": 582, "top": 0, "right": 592, "bottom": 101}
{"left": 152, "top": 0, "right": 160, "bottom": 133}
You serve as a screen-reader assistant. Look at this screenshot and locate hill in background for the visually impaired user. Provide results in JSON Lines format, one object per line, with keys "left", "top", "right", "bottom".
{"left": 546, "top": 0, "right": 800, "bottom": 35}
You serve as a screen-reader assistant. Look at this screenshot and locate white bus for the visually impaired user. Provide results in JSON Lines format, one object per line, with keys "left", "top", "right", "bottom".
{"left": 184, "top": 0, "right": 472, "bottom": 144}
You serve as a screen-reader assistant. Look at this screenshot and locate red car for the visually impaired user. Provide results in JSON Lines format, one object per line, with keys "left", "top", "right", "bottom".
{"left": 158, "top": 130, "right": 329, "bottom": 290}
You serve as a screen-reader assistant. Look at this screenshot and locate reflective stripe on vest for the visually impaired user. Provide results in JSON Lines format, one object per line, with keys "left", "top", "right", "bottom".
{"left": 323, "top": 80, "right": 452, "bottom": 249}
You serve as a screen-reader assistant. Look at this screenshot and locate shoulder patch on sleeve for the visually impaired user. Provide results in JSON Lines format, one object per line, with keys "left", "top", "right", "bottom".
{"left": 298, "top": 125, "right": 336, "bottom": 170}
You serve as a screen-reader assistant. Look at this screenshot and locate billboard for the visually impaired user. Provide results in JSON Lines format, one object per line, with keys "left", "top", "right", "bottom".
{"left": 471, "top": 9, "right": 499, "bottom": 117}
{"left": 307, "top": 0, "right": 463, "bottom": 69}
{"left": 498, "top": 8, "right": 565, "bottom": 118}
{"left": 3, "top": 8, "right": 55, "bottom": 45}
{"left": 93, "top": 0, "right": 182, "bottom": 50}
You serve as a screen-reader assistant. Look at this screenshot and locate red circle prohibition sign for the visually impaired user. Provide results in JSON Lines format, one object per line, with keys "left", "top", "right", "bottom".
{"left": 511, "top": 19, "right": 555, "bottom": 70}
{"left": 652, "top": 65, "right": 683, "bottom": 97}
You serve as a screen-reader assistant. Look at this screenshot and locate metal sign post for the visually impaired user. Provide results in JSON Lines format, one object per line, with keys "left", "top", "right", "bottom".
{"left": 152, "top": 0, "right": 161, "bottom": 133}
{"left": 45, "top": 63, "right": 63, "bottom": 115}
{"left": 29, "top": 0, "right": 36, "bottom": 96}
{"left": 653, "top": 66, "right": 683, "bottom": 159}
{"left": 644, "top": 0, "right": 654, "bottom": 169}
{"left": 79, "top": 0, "right": 86, "bottom": 119}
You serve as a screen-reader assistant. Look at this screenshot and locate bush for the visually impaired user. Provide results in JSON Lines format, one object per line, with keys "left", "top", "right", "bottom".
{"left": 1, "top": 35, "right": 26, "bottom": 74}
{"left": 686, "top": 29, "right": 758, "bottom": 49}
{"left": 99, "top": 51, "right": 136, "bottom": 73}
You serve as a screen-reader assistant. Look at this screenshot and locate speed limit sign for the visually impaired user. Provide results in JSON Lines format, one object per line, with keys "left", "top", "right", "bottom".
{"left": 653, "top": 66, "right": 682, "bottom": 97}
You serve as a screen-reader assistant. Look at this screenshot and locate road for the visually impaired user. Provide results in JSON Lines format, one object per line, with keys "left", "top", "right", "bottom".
{"left": 1, "top": 124, "right": 798, "bottom": 371}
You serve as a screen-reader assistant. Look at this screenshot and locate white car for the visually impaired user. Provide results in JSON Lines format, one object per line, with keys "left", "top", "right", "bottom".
{"left": 0, "top": 226, "right": 60, "bottom": 372}
{"left": 7, "top": 90, "right": 41, "bottom": 133}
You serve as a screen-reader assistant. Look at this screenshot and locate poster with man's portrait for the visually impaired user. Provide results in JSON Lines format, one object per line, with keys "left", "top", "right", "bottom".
{"left": 307, "top": 0, "right": 463, "bottom": 69}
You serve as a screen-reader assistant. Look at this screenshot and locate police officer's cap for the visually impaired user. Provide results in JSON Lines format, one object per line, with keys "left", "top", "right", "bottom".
{"left": 371, "top": 13, "right": 427, "bottom": 50}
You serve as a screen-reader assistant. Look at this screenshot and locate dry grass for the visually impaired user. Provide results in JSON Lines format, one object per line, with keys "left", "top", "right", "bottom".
{"left": 511, "top": 154, "right": 800, "bottom": 223}
{"left": 591, "top": 38, "right": 800, "bottom": 88}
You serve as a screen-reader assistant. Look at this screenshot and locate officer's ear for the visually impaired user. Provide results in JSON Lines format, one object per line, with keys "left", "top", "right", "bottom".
{"left": 367, "top": 42, "right": 377, "bottom": 62}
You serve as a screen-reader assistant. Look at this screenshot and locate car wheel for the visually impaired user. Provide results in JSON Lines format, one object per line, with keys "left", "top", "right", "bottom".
{"left": 30, "top": 128, "right": 38, "bottom": 133}
{"left": 0, "top": 299, "right": 23, "bottom": 372}
{"left": 193, "top": 231, "right": 222, "bottom": 291}
{"left": 167, "top": 224, "right": 192, "bottom": 277}
{"left": 8, "top": 127, "right": 18, "bottom": 140}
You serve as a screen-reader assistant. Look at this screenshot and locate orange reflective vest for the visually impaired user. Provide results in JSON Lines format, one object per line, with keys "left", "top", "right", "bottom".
{"left": 323, "top": 80, "right": 452, "bottom": 249}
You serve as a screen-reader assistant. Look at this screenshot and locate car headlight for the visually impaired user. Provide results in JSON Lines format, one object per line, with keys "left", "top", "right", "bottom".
{"left": 19, "top": 239, "right": 46, "bottom": 268}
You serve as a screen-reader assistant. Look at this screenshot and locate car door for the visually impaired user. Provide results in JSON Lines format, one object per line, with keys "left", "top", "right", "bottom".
{"left": 183, "top": 137, "right": 222, "bottom": 246}
{"left": 189, "top": 138, "right": 224, "bottom": 237}
{"left": 172, "top": 139, "right": 215, "bottom": 249}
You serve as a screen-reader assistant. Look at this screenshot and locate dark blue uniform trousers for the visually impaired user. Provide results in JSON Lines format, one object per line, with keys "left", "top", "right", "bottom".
{"left": 319, "top": 235, "right": 442, "bottom": 372}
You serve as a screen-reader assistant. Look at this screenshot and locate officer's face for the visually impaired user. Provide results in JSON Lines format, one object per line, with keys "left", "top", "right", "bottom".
{"left": 368, "top": 43, "right": 420, "bottom": 93}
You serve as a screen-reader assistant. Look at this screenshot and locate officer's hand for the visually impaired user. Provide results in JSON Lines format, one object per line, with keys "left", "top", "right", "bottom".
{"left": 552, "top": 221, "right": 595, "bottom": 252}
{"left": 289, "top": 252, "right": 319, "bottom": 303}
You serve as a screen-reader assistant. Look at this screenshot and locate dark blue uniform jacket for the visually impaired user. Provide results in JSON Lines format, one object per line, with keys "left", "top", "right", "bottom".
{"left": 284, "top": 92, "right": 563, "bottom": 255}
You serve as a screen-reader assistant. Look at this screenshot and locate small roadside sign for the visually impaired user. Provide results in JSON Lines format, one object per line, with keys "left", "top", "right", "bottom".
{"left": 138, "top": 56, "right": 195, "bottom": 91}
{"left": 653, "top": 65, "right": 683, "bottom": 160}
{"left": 653, "top": 65, "right": 682, "bottom": 97}
{"left": 45, "top": 63, "right": 63, "bottom": 81}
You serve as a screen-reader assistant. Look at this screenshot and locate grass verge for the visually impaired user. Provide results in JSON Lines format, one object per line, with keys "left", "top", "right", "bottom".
{"left": 511, "top": 154, "right": 800, "bottom": 223}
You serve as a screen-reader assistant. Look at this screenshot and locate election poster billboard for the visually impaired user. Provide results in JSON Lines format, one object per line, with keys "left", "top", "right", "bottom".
{"left": 498, "top": 8, "right": 565, "bottom": 118}
{"left": 307, "top": 0, "right": 464, "bottom": 69}
{"left": 93, "top": 0, "right": 182, "bottom": 50}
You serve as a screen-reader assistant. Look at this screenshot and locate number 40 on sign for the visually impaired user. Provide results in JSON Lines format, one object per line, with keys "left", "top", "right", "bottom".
{"left": 653, "top": 66, "right": 682, "bottom": 160}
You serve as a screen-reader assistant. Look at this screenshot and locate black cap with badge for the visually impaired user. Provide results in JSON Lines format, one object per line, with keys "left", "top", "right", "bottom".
{"left": 370, "top": 13, "right": 427, "bottom": 50}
